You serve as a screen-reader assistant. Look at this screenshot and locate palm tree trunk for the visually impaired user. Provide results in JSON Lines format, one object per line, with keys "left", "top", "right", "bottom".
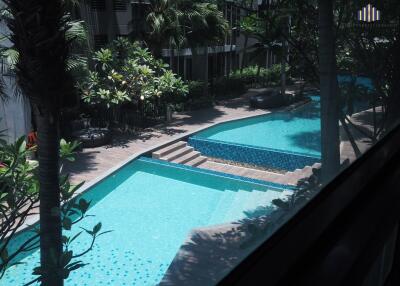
{"left": 240, "top": 34, "right": 249, "bottom": 74}
{"left": 318, "top": 0, "right": 341, "bottom": 182}
{"left": 4, "top": 0, "right": 72, "bottom": 285}
{"left": 191, "top": 46, "right": 209, "bottom": 97}
{"left": 281, "top": 39, "right": 287, "bottom": 96}
{"left": 34, "top": 107, "right": 63, "bottom": 286}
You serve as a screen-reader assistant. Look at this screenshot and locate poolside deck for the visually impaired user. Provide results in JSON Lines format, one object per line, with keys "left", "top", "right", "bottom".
{"left": 64, "top": 94, "right": 271, "bottom": 185}
{"left": 65, "top": 91, "right": 377, "bottom": 189}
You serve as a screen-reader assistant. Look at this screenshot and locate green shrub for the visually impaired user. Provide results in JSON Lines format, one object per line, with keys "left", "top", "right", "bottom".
{"left": 267, "top": 64, "right": 285, "bottom": 86}
{"left": 185, "top": 81, "right": 214, "bottom": 110}
{"left": 213, "top": 76, "right": 247, "bottom": 99}
{"left": 79, "top": 38, "right": 188, "bottom": 117}
{"left": 228, "top": 64, "right": 289, "bottom": 88}
{"left": 187, "top": 81, "right": 207, "bottom": 99}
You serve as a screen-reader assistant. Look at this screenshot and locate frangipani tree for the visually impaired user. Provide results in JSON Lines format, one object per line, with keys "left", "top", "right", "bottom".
{"left": 80, "top": 38, "right": 188, "bottom": 125}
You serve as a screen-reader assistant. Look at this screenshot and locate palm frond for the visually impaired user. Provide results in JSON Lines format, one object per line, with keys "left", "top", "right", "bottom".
{"left": 66, "top": 20, "right": 89, "bottom": 50}
{"left": 66, "top": 54, "right": 87, "bottom": 72}
{"left": 2, "top": 48, "right": 18, "bottom": 70}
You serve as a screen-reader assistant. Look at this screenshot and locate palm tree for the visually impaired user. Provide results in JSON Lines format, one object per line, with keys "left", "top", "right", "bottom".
{"left": 146, "top": 0, "right": 182, "bottom": 58}
{"left": 146, "top": 0, "right": 228, "bottom": 91}
{"left": 239, "top": 13, "right": 257, "bottom": 73}
{"left": 1, "top": 20, "right": 89, "bottom": 77}
{"left": 4, "top": 0, "right": 74, "bottom": 285}
{"left": 180, "top": 1, "right": 228, "bottom": 84}
{"left": 318, "top": 0, "right": 340, "bottom": 182}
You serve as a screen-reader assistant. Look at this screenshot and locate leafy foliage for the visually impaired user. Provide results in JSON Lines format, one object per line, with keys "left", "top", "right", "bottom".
{"left": 230, "top": 64, "right": 286, "bottom": 87}
{"left": 79, "top": 38, "right": 188, "bottom": 110}
{"left": 146, "top": 0, "right": 229, "bottom": 55}
{"left": 0, "top": 137, "right": 106, "bottom": 282}
{"left": 0, "top": 18, "right": 89, "bottom": 77}
{"left": 185, "top": 81, "right": 214, "bottom": 110}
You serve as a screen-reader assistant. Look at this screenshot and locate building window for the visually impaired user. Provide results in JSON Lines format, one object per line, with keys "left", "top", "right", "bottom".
{"left": 90, "top": 0, "right": 106, "bottom": 10}
{"left": 113, "top": 0, "right": 127, "bottom": 11}
{"left": 93, "top": 34, "right": 108, "bottom": 50}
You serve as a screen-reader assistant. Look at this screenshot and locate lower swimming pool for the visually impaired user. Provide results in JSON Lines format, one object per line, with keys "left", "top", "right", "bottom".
{"left": 2, "top": 157, "right": 290, "bottom": 286}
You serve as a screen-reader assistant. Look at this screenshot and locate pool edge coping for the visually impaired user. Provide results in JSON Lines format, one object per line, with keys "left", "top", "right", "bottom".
{"left": 138, "top": 157, "right": 296, "bottom": 191}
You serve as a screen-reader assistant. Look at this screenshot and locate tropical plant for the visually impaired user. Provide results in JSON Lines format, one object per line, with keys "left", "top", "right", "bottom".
{"left": 239, "top": 13, "right": 260, "bottom": 72}
{"left": 2, "top": 1, "right": 91, "bottom": 285}
{"left": 185, "top": 80, "right": 214, "bottom": 110}
{"left": 146, "top": 0, "right": 182, "bottom": 58}
{"left": 145, "top": 0, "right": 228, "bottom": 89}
{"left": 0, "top": 18, "right": 89, "bottom": 78}
{"left": 146, "top": 0, "right": 229, "bottom": 55}
{"left": 80, "top": 38, "right": 188, "bottom": 125}
{"left": 157, "top": 70, "right": 188, "bottom": 103}
{"left": 180, "top": 0, "right": 229, "bottom": 48}
{"left": 228, "top": 64, "right": 286, "bottom": 88}
{"left": 0, "top": 137, "right": 105, "bottom": 284}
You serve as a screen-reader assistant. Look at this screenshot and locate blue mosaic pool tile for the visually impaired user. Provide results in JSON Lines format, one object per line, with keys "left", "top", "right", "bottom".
{"left": 188, "top": 137, "right": 321, "bottom": 172}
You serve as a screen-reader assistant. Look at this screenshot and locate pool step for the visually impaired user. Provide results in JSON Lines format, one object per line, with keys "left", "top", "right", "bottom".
{"left": 196, "top": 160, "right": 284, "bottom": 185}
{"left": 185, "top": 156, "right": 208, "bottom": 167}
{"left": 161, "top": 146, "right": 194, "bottom": 162}
{"left": 172, "top": 151, "right": 200, "bottom": 164}
{"left": 152, "top": 141, "right": 187, "bottom": 159}
{"left": 220, "top": 189, "right": 282, "bottom": 222}
{"left": 281, "top": 162, "right": 322, "bottom": 186}
{"left": 207, "top": 189, "right": 238, "bottom": 225}
{"left": 152, "top": 141, "right": 209, "bottom": 167}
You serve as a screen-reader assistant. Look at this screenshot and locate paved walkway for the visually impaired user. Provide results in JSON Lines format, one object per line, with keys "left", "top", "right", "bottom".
{"left": 65, "top": 91, "right": 378, "bottom": 188}
{"left": 64, "top": 95, "right": 271, "bottom": 185}
{"left": 339, "top": 107, "right": 380, "bottom": 164}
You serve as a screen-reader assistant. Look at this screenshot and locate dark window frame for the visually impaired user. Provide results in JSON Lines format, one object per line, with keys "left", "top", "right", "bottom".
{"left": 220, "top": 124, "right": 400, "bottom": 286}
{"left": 113, "top": 0, "right": 128, "bottom": 11}
{"left": 90, "top": 0, "right": 106, "bottom": 11}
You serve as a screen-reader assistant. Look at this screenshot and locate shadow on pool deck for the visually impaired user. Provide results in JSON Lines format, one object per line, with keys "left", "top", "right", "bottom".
{"left": 287, "top": 130, "right": 321, "bottom": 154}
{"left": 160, "top": 107, "right": 380, "bottom": 286}
{"left": 64, "top": 95, "right": 271, "bottom": 185}
{"left": 159, "top": 216, "right": 274, "bottom": 286}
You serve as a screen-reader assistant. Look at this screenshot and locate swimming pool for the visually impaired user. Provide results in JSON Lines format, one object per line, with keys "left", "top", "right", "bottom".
{"left": 2, "top": 157, "right": 291, "bottom": 286}
{"left": 190, "top": 83, "right": 372, "bottom": 171}
{"left": 189, "top": 97, "right": 322, "bottom": 171}
{"left": 195, "top": 97, "right": 321, "bottom": 157}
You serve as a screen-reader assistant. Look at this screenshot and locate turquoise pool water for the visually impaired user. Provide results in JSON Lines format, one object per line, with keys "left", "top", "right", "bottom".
{"left": 194, "top": 97, "right": 322, "bottom": 156}
{"left": 1, "top": 158, "right": 290, "bottom": 286}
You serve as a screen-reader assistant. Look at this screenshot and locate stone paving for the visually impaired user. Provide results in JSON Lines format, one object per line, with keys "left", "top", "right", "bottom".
{"left": 64, "top": 94, "right": 271, "bottom": 185}
{"left": 65, "top": 91, "right": 377, "bottom": 188}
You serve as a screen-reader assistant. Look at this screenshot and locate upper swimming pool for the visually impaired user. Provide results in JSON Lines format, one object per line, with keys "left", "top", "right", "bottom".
{"left": 190, "top": 81, "right": 372, "bottom": 171}
{"left": 2, "top": 157, "right": 290, "bottom": 286}
{"left": 193, "top": 75, "right": 373, "bottom": 159}
{"left": 194, "top": 97, "right": 321, "bottom": 157}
